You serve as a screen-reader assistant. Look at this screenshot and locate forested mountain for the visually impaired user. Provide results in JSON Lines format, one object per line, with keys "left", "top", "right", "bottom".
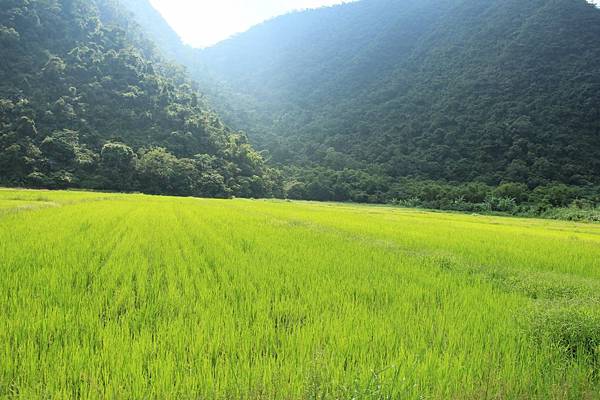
{"left": 0, "top": 0, "right": 278, "bottom": 198}
{"left": 3, "top": 0, "right": 600, "bottom": 212}
{"left": 128, "top": 0, "right": 600, "bottom": 207}
{"left": 199, "top": 0, "right": 600, "bottom": 182}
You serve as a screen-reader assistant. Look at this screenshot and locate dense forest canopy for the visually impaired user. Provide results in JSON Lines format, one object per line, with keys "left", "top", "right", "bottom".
{"left": 0, "top": 0, "right": 279, "bottom": 198}
{"left": 198, "top": 0, "right": 600, "bottom": 183}
{"left": 125, "top": 0, "right": 600, "bottom": 210}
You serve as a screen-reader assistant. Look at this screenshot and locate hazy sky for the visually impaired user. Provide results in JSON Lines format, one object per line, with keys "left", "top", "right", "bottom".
{"left": 149, "top": 0, "right": 599, "bottom": 48}
{"left": 149, "top": 0, "right": 352, "bottom": 48}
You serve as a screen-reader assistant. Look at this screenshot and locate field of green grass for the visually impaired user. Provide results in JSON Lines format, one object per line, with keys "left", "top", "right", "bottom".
{"left": 1, "top": 188, "right": 599, "bottom": 399}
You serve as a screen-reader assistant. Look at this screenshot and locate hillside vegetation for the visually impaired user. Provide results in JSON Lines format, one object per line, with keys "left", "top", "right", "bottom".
{"left": 198, "top": 0, "right": 600, "bottom": 183}
{"left": 129, "top": 0, "right": 600, "bottom": 206}
{"left": 1, "top": 188, "right": 600, "bottom": 398}
{"left": 0, "top": 0, "right": 278, "bottom": 198}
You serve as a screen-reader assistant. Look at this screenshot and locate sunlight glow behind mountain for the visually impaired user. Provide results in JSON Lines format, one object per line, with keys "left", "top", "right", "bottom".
{"left": 149, "top": 0, "right": 354, "bottom": 48}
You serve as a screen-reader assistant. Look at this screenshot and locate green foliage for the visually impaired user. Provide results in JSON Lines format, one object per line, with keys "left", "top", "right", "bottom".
{"left": 100, "top": 142, "right": 136, "bottom": 190}
{"left": 278, "top": 165, "right": 600, "bottom": 219}
{"left": 137, "top": 0, "right": 600, "bottom": 201}
{"left": 540, "top": 205, "right": 600, "bottom": 222}
{"left": 136, "top": 147, "right": 196, "bottom": 196}
{"left": 0, "top": 0, "right": 276, "bottom": 198}
{"left": 2, "top": 189, "right": 600, "bottom": 397}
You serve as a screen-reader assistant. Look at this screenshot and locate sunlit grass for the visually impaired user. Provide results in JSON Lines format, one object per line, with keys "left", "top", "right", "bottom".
{"left": 1, "top": 189, "right": 599, "bottom": 399}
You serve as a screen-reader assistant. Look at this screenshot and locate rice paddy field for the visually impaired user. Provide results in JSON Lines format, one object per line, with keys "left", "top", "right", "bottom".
{"left": 1, "top": 188, "right": 600, "bottom": 399}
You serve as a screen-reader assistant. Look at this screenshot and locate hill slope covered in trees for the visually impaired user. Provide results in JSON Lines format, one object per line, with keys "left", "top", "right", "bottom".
{"left": 0, "top": 0, "right": 278, "bottom": 198}
{"left": 128, "top": 0, "right": 600, "bottom": 208}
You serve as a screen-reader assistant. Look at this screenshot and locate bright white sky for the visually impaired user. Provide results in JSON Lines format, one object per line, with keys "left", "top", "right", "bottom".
{"left": 149, "top": 0, "right": 352, "bottom": 48}
{"left": 150, "top": 0, "right": 600, "bottom": 48}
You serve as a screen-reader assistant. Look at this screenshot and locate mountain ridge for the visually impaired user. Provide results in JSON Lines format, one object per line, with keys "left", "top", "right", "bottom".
{"left": 0, "top": 0, "right": 278, "bottom": 198}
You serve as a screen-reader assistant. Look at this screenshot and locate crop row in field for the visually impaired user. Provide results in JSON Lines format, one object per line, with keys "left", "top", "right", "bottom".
{"left": 1, "top": 189, "right": 599, "bottom": 399}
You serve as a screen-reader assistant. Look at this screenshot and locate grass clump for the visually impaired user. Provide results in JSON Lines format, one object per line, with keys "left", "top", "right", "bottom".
{"left": 528, "top": 304, "right": 600, "bottom": 370}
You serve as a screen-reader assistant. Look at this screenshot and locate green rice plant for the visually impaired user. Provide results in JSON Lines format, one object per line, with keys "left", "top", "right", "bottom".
{"left": 0, "top": 190, "right": 599, "bottom": 399}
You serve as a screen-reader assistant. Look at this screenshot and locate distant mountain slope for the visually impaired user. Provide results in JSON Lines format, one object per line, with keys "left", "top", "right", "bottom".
{"left": 0, "top": 0, "right": 277, "bottom": 197}
{"left": 193, "top": 0, "right": 600, "bottom": 187}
